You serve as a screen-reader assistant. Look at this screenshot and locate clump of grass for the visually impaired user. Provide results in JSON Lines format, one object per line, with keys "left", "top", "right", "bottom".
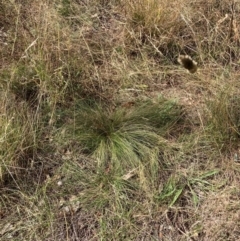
{"left": 67, "top": 98, "right": 183, "bottom": 172}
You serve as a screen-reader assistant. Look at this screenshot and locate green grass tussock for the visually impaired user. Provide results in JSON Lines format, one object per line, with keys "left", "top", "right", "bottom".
{"left": 67, "top": 98, "right": 182, "bottom": 173}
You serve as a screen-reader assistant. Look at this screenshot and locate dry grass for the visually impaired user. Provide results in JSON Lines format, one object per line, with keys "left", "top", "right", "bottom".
{"left": 1, "top": 0, "right": 240, "bottom": 240}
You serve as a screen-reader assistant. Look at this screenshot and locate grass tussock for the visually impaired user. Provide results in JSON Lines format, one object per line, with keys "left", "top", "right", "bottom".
{"left": 1, "top": 0, "right": 240, "bottom": 240}
{"left": 69, "top": 98, "right": 182, "bottom": 170}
